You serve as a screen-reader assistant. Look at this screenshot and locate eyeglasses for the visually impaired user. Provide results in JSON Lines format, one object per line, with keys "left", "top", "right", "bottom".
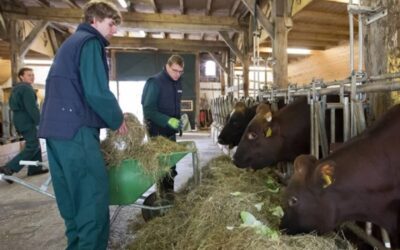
{"left": 171, "top": 68, "right": 184, "bottom": 75}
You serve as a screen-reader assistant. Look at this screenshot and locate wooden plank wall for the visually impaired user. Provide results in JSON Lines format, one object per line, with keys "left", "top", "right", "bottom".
{"left": 288, "top": 41, "right": 358, "bottom": 85}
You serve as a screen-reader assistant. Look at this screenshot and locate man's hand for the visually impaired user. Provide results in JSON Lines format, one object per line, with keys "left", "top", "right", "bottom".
{"left": 167, "top": 118, "right": 181, "bottom": 130}
{"left": 117, "top": 120, "right": 128, "bottom": 135}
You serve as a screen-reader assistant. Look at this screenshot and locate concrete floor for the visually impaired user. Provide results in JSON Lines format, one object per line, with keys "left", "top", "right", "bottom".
{"left": 0, "top": 130, "right": 223, "bottom": 250}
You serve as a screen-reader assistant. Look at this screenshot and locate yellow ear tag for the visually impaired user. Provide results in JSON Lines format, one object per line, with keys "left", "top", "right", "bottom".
{"left": 322, "top": 174, "right": 333, "bottom": 188}
{"left": 265, "top": 127, "right": 272, "bottom": 137}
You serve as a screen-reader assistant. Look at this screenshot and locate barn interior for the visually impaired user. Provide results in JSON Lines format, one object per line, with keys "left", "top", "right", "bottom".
{"left": 0, "top": 0, "right": 399, "bottom": 249}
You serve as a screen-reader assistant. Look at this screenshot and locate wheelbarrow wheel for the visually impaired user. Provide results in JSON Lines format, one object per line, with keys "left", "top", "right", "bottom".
{"left": 142, "top": 191, "right": 173, "bottom": 222}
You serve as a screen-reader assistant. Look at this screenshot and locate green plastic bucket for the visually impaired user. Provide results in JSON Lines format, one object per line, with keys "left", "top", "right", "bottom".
{"left": 108, "top": 151, "right": 190, "bottom": 205}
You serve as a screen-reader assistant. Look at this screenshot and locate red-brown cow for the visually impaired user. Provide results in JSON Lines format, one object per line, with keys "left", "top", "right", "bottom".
{"left": 233, "top": 97, "right": 310, "bottom": 169}
{"left": 280, "top": 103, "right": 400, "bottom": 248}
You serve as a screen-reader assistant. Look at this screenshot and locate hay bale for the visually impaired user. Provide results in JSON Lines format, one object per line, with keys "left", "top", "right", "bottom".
{"left": 128, "top": 156, "right": 354, "bottom": 250}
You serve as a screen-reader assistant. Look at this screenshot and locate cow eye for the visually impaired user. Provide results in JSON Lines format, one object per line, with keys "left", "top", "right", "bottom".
{"left": 248, "top": 132, "right": 257, "bottom": 140}
{"left": 288, "top": 196, "right": 298, "bottom": 207}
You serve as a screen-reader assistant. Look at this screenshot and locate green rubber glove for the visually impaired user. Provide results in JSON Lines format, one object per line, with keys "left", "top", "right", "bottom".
{"left": 167, "top": 118, "right": 180, "bottom": 130}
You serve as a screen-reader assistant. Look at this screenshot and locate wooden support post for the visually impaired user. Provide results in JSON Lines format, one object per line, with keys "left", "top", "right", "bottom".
{"left": 241, "top": 0, "right": 274, "bottom": 39}
{"left": 48, "top": 27, "right": 60, "bottom": 53}
{"left": 272, "top": 0, "right": 289, "bottom": 88}
{"left": 220, "top": 67, "right": 226, "bottom": 96}
{"left": 242, "top": 28, "right": 250, "bottom": 97}
{"left": 10, "top": 20, "right": 23, "bottom": 84}
{"left": 243, "top": 59, "right": 249, "bottom": 98}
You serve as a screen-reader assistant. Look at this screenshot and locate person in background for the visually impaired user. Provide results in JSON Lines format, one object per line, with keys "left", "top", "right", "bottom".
{"left": 38, "top": 1, "right": 127, "bottom": 249}
{"left": 141, "top": 54, "right": 184, "bottom": 198}
{"left": 0, "top": 67, "right": 48, "bottom": 181}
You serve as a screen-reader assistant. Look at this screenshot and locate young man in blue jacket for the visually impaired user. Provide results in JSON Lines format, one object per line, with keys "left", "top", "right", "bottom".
{"left": 38, "top": 1, "right": 127, "bottom": 249}
{"left": 141, "top": 55, "right": 184, "bottom": 198}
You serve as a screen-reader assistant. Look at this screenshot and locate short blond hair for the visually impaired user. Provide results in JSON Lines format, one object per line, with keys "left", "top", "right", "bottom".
{"left": 167, "top": 55, "right": 184, "bottom": 68}
{"left": 83, "top": 0, "right": 122, "bottom": 25}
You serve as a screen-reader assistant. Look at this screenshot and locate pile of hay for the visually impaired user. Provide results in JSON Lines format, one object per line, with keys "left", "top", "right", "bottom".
{"left": 128, "top": 156, "right": 354, "bottom": 250}
{"left": 101, "top": 113, "right": 188, "bottom": 180}
{"left": 128, "top": 136, "right": 189, "bottom": 180}
{"left": 101, "top": 113, "right": 147, "bottom": 167}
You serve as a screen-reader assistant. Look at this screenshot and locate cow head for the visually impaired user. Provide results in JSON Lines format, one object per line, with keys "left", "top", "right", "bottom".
{"left": 280, "top": 154, "right": 337, "bottom": 235}
{"left": 218, "top": 102, "right": 256, "bottom": 148}
{"left": 232, "top": 105, "right": 282, "bottom": 169}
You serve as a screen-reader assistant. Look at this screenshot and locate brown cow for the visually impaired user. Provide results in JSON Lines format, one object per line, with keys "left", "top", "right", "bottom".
{"left": 233, "top": 97, "right": 310, "bottom": 169}
{"left": 280, "top": 103, "right": 400, "bottom": 248}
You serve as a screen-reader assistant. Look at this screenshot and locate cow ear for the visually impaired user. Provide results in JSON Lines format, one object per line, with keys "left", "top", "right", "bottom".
{"left": 264, "top": 111, "right": 272, "bottom": 122}
{"left": 293, "top": 154, "right": 317, "bottom": 181}
{"left": 234, "top": 102, "right": 246, "bottom": 113}
{"left": 256, "top": 103, "right": 272, "bottom": 114}
{"left": 315, "top": 161, "right": 336, "bottom": 189}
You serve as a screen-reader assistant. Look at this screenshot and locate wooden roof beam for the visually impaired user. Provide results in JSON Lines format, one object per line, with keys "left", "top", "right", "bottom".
{"left": 4, "top": 7, "right": 243, "bottom": 33}
{"left": 262, "top": 39, "right": 338, "bottom": 50}
{"left": 0, "top": 11, "right": 7, "bottom": 39}
{"left": 297, "top": 10, "right": 349, "bottom": 24}
{"left": 293, "top": 22, "right": 350, "bottom": 35}
{"left": 48, "top": 27, "right": 59, "bottom": 53}
{"left": 109, "top": 36, "right": 229, "bottom": 52}
{"left": 241, "top": 0, "right": 274, "bottom": 39}
{"left": 32, "top": 0, "right": 50, "bottom": 7}
{"left": 219, "top": 31, "right": 245, "bottom": 63}
{"left": 291, "top": 0, "right": 313, "bottom": 16}
{"left": 149, "top": 0, "right": 158, "bottom": 13}
{"left": 20, "top": 20, "right": 49, "bottom": 57}
{"left": 230, "top": 0, "right": 241, "bottom": 16}
{"left": 289, "top": 31, "right": 349, "bottom": 42}
{"left": 62, "top": 0, "right": 80, "bottom": 9}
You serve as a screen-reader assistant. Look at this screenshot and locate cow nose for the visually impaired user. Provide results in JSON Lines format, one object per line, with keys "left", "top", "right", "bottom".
{"left": 233, "top": 156, "right": 249, "bottom": 168}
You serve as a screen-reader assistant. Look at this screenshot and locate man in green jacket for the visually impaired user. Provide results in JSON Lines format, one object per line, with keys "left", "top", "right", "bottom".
{"left": 0, "top": 67, "right": 48, "bottom": 179}
{"left": 38, "top": 1, "right": 127, "bottom": 249}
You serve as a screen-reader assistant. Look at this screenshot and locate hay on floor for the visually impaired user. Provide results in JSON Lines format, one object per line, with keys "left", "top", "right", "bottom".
{"left": 128, "top": 156, "right": 354, "bottom": 250}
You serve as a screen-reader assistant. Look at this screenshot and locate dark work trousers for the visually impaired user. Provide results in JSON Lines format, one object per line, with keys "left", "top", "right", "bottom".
{"left": 159, "top": 134, "right": 178, "bottom": 193}
{"left": 6, "top": 127, "right": 43, "bottom": 175}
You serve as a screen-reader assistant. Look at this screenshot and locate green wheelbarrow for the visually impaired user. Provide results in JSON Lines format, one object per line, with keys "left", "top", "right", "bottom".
{"left": 107, "top": 141, "right": 199, "bottom": 221}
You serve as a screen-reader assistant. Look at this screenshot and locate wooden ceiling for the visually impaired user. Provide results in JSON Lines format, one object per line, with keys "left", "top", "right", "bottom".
{"left": 0, "top": 0, "right": 354, "bottom": 61}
